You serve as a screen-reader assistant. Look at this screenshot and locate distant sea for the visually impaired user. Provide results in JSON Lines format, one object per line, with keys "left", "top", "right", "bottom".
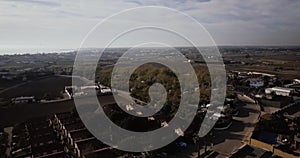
{"left": 1, "top": 45, "right": 300, "bottom": 55}
{"left": 0, "top": 48, "right": 75, "bottom": 55}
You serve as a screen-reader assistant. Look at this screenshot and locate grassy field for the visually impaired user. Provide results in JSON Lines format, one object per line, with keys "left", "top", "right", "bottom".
{"left": 0, "top": 100, "right": 75, "bottom": 127}
{"left": 224, "top": 53, "right": 300, "bottom": 79}
{"left": 0, "top": 75, "right": 87, "bottom": 101}
{"left": 0, "top": 74, "right": 124, "bottom": 127}
{"left": 0, "top": 79, "right": 23, "bottom": 91}
{"left": 0, "top": 94, "right": 118, "bottom": 127}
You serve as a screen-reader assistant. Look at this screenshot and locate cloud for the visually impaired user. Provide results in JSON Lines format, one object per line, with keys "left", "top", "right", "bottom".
{"left": 6, "top": 0, "right": 61, "bottom": 7}
{"left": 124, "top": 0, "right": 143, "bottom": 6}
{"left": 0, "top": 0, "right": 299, "bottom": 52}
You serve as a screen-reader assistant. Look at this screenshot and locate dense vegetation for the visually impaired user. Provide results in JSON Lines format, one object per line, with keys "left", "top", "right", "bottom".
{"left": 96, "top": 63, "right": 211, "bottom": 116}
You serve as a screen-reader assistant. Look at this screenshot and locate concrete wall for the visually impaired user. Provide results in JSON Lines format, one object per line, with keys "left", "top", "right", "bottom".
{"left": 273, "top": 148, "right": 297, "bottom": 158}
{"left": 249, "top": 138, "right": 298, "bottom": 158}
{"left": 249, "top": 138, "right": 273, "bottom": 152}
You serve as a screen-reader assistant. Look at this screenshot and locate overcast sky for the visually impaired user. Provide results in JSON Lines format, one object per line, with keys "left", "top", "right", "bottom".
{"left": 0, "top": 0, "right": 300, "bottom": 53}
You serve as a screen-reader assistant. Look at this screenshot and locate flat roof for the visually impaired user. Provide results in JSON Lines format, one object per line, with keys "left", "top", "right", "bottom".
{"left": 271, "top": 87, "right": 294, "bottom": 92}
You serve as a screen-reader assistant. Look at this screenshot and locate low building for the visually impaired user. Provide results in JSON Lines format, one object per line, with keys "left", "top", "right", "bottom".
{"left": 96, "top": 83, "right": 113, "bottom": 95}
{"left": 265, "top": 87, "right": 294, "bottom": 97}
{"left": 10, "top": 117, "right": 66, "bottom": 158}
{"left": 12, "top": 96, "right": 36, "bottom": 104}
{"left": 49, "top": 112, "right": 115, "bottom": 158}
{"left": 284, "top": 82, "right": 300, "bottom": 93}
{"left": 64, "top": 86, "right": 79, "bottom": 98}
{"left": 248, "top": 78, "right": 264, "bottom": 88}
{"left": 100, "top": 88, "right": 112, "bottom": 95}
{"left": 237, "top": 72, "right": 249, "bottom": 78}
{"left": 80, "top": 85, "right": 99, "bottom": 91}
{"left": 65, "top": 85, "right": 101, "bottom": 98}
{"left": 293, "top": 79, "right": 300, "bottom": 84}
{"left": 248, "top": 71, "right": 276, "bottom": 78}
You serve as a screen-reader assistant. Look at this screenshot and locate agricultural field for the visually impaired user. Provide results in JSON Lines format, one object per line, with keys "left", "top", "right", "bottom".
{"left": 0, "top": 76, "right": 87, "bottom": 102}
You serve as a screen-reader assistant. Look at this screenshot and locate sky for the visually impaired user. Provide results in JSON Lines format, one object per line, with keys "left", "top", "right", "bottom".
{"left": 0, "top": 0, "right": 300, "bottom": 54}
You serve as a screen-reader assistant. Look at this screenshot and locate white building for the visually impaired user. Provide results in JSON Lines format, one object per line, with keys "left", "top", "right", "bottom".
{"left": 293, "top": 79, "right": 300, "bottom": 84}
{"left": 265, "top": 87, "right": 294, "bottom": 97}
{"left": 98, "top": 83, "right": 112, "bottom": 95}
{"left": 100, "top": 88, "right": 112, "bottom": 95}
{"left": 12, "top": 96, "right": 36, "bottom": 104}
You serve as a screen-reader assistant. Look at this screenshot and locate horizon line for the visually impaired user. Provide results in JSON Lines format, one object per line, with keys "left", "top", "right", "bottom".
{"left": 1, "top": 45, "right": 300, "bottom": 55}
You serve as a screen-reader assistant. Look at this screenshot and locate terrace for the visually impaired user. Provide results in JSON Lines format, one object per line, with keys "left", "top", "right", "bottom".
{"left": 55, "top": 111, "right": 79, "bottom": 120}
{"left": 76, "top": 137, "right": 108, "bottom": 155}
{"left": 60, "top": 116, "right": 82, "bottom": 125}
{"left": 50, "top": 112, "right": 116, "bottom": 157}
{"left": 70, "top": 128, "right": 94, "bottom": 141}
{"left": 11, "top": 116, "right": 66, "bottom": 158}
{"left": 31, "top": 141, "right": 64, "bottom": 157}
{"left": 83, "top": 147, "right": 115, "bottom": 158}
{"left": 65, "top": 121, "right": 86, "bottom": 131}
{"left": 35, "top": 151, "right": 67, "bottom": 158}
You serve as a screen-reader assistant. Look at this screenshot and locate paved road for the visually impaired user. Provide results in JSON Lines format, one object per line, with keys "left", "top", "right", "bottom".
{"left": 212, "top": 95, "right": 261, "bottom": 157}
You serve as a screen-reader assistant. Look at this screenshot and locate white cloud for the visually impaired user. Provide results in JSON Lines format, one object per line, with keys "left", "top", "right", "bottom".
{"left": 0, "top": 0, "right": 299, "bottom": 53}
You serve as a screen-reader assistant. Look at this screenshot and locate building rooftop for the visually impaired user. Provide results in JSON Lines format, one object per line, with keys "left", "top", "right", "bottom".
{"left": 266, "top": 87, "right": 294, "bottom": 93}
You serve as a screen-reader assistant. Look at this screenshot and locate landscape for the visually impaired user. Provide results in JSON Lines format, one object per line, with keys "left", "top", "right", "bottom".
{"left": 1, "top": 0, "right": 300, "bottom": 158}
{"left": 0, "top": 46, "right": 300, "bottom": 158}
